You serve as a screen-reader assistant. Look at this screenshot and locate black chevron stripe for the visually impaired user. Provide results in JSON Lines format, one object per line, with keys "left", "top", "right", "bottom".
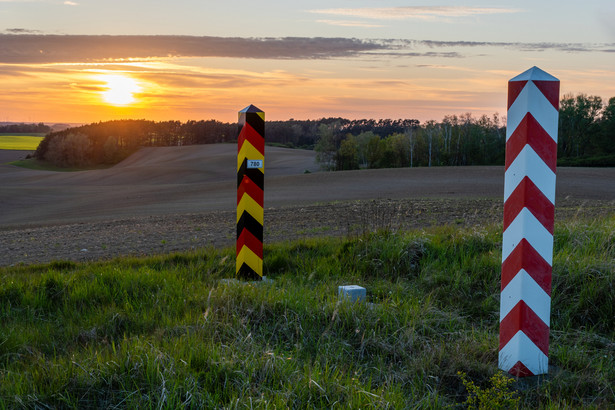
{"left": 237, "top": 263, "right": 261, "bottom": 280}
{"left": 237, "top": 159, "right": 264, "bottom": 189}
{"left": 237, "top": 211, "right": 263, "bottom": 241}
{"left": 239, "top": 112, "right": 264, "bottom": 137}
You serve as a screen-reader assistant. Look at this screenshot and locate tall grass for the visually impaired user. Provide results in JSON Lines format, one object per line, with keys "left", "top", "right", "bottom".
{"left": 1, "top": 217, "right": 614, "bottom": 408}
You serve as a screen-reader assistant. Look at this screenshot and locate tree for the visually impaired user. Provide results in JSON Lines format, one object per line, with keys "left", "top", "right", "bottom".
{"left": 406, "top": 128, "right": 415, "bottom": 167}
{"left": 366, "top": 134, "right": 382, "bottom": 168}
{"left": 598, "top": 97, "right": 615, "bottom": 155}
{"left": 314, "top": 122, "right": 342, "bottom": 170}
{"left": 102, "top": 135, "right": 121, "bottom": 164}
{"left": 424, "top": 120, "right": 438, "bottom": 167}
{"left": 335, "top": 135, "right": 360, "bottom": 170}
{"left": 44, "top": 133, "right": 92, "bottom": 167}
{"left": 559, "top": 94, "right": 603, "bottom": 158}
{"left": 354, "top": 131, "right": 378, "bottom": 168}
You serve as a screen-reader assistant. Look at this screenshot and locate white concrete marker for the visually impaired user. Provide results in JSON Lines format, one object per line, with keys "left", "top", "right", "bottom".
{"left": 338, "top": 285, "right": 366, "bottom": 303}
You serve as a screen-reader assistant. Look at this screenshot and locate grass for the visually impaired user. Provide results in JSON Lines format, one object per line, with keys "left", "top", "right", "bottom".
{"left": 0, "top": 134, "right": 45, "bottom": 151}
{"left": 1, "top": 217, "right": 614, "bottom": 408}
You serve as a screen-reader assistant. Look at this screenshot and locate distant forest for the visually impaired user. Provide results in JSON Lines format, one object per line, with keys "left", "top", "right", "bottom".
{"left": 0, "top": 122, "right": 51, "bottom": 134}
{"left": 31, "top": 93, "right": 615, "bottom": 169}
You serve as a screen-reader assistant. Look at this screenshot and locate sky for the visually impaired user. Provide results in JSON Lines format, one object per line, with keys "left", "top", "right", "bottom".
{"left": 1, "top": 0, "right": 614, "bottom": 125}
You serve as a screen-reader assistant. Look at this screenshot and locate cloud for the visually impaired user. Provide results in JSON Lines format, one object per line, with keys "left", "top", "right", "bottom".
{"left": 308, "top": 6, "right": 521, "bottom": 21}
{"left": 0, "top": 34, "right": 612, "bottom": 65}
{"left": 63, "top": 1, "right": 78, "bottom": 5}
{"left": 0, "top": 67, "right": 34, "bottom": 78}
{"left": 69, "top": 83, "right": 105, "bottom": 92}
{"left": 0, "top": 35, "right": 386, "bottom": 63}
{"left": 316, "top": 20, "right": 383, "bottom": 28}
{"left": 135, "top": 69, "right": 309, "bottom": 91}
{"left": 416, "top": 39, "right": 615, "bottom": 53}
{"left": 3, "top": 28, "right": 42, "bottom": 34}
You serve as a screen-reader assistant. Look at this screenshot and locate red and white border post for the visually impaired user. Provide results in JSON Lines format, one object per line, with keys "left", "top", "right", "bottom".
{"left": 499, "top": 66, "right": 560, "bottom": 377}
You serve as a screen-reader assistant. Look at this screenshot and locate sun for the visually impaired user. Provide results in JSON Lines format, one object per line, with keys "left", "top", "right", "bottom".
{"left": 100, "top": 74, "right": 141, "bottom": 106}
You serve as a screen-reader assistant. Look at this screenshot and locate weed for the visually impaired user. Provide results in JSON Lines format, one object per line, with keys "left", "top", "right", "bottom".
{"left": 457, "top": 371, "right": 520, "bottom": 409}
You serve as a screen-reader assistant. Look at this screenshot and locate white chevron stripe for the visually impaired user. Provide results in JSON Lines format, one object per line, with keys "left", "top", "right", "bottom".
{"left": 504, "top": 145, "right": 556, "bottom": 204}
{"left": 506, "top": 81, "right": 559, "bottom": 142}
{"left": 509, "top": 66, "right": 559, "bottom": 82}
{"left": 499, "top": 331, "right": 549, "bottom": 375}
{"left": 502, "top": 208, "right": 553, "bottom": 265}
{"left": 500, "top": 269, "right": 551, "bottom": 324}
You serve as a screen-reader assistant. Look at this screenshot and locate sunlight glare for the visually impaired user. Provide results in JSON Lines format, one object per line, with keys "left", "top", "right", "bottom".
{"left": 101, "top": 74, "right": 141, "bottom": 106}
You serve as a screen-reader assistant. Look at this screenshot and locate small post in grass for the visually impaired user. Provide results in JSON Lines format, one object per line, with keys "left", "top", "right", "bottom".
{"left": 499, "top": 66, "right": 560, "bottom": 377}
{"left": 338, "top": 285, "right": 366, "bottom": 303}
{"left": 236, "top": 104, "right": 265, "bottom": 280}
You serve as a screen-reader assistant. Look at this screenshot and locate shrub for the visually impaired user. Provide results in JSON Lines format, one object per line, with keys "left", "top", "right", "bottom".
{"left": 458, "top": 371, "right": 520, "bottom": 409}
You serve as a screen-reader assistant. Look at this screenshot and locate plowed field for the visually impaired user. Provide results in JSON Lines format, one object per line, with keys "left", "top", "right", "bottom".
{"left": 1, "top": 145, "right": 613, "bottom": 266}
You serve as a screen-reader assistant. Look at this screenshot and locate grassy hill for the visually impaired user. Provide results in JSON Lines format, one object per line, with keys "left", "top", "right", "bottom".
{"left": 1, "top": 217, "right": 613, "bottom": 408}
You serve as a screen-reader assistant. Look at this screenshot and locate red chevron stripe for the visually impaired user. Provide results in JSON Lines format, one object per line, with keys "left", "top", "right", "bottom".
{"left": 236, "top": 229, "right": 263, "bottom": 258}
{"left": 238, "top": 122, "right": 265, "bottom": 155}
{"left": 503, "top": 177, "right": 555, "bottom": 234}
{"left": 508, "top": 361, "right": 534, "bottom": 377}
{"left": 501, "top": 239, "right": 552, "bottom": 294}
{"left": 499, "top": 301, "right": 549, "bottom": 355}
{"left": 508, "top": 80, "right": 528, "bottom": 109}
{"left": 533, "top": 80, "right": 560, "bottom": 110}
{"left": 237, "top": 175, "right": 264, "bottom": 206}
{"left": 505, "top": 113, "right": 557, "bottom": 172}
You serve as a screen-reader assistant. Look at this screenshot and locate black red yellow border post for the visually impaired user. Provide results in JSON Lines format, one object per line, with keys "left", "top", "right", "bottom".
{"left": 236, "top": 105, "right": 265, "bottom": 280}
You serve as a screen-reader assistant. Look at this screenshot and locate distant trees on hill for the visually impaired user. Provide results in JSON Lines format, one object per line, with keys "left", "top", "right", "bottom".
{"left": 317, "top": 94, "right": 615, "bottom": 170}
{"left": 35, "top": 119, "right": 236, "bottom": 167}
{"left": 34, "top": 117, "right": 422, "bottom": 167}
{"left": 32, "top": 93, "right": 615, "bottom": 168}
{"left": 315, "top": 114, "right": 504, "bottom": 170}
{"left": 264, "top": 118, "right": 420, "bottom": 149}
{"left": 0, "top": 122, "right": 51, "bottom": 134}
{"left": 315, "top": 114, "right": 506, "bottom": 170}
{"left": 557, "top": 95, "right": 615, "bottom": 166}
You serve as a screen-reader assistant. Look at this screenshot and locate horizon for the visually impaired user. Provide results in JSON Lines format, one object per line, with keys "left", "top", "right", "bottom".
{"left": 1, "top": 1, "right": 614, "bottom": 124}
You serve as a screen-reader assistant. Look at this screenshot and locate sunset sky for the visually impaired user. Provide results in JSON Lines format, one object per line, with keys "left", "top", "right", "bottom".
{"left": 1, "top": 0, "right": 614, "bottom": 124}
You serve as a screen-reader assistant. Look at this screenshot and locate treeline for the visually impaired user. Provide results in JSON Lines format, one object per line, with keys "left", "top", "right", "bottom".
{"left": 315, "top": 114, "right": 504, "bottom": 170}
{"left": 317, "top": 94, "right": 615, "bottom": 170}
{"left": 266, "top": 118, "right": 420, "bottom": 148}
{"left": 34, "top": 118, "right": 422, "bottom": 167}
{"left": 558, "top": 94, "right": 615, "bottom": 166}
{"left": 34, "top": 119, "right": 236, "bottom": 167}
{"left": 32, "top": 93, "right": 615, "bottom": 168}
{"left": 0, "top": 122, "right": 51, "bottom": 134}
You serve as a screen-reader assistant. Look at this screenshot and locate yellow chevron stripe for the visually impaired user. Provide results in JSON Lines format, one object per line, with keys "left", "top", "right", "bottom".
{"left": 237, "top": 194, "right": 264, "bottom": 224}
{"left": 236, "top": 245, "right": 262, "bottom": 275}
{"left": 237, "top": 140, "right": 264, "bottom": 171}
{"left": 256, "top": 111, "right": 265, "bottom": 121}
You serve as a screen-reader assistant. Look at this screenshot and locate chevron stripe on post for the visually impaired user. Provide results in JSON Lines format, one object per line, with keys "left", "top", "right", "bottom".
{"left": 237, "top": 104, "right": 265, "bottom": 280}
{"left": 499, "top": 67, "right": 560, "bottom": 377}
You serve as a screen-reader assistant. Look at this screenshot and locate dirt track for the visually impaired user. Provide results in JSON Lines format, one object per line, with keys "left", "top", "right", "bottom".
{"left": 1, "top": 145, "right": 614, "bottom": 266}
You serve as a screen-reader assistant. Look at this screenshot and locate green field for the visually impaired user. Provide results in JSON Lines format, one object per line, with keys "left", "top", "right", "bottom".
{"left": 1, "top": 217, "right": 614, "bottom": 408}
{"left": 0, "top": 134, "right": 45, "bottom": 150}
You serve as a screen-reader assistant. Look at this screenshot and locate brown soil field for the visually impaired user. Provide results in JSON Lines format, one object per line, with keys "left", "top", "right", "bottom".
{"left": 1, "top": 144, "right": 614, "bottom": 266}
